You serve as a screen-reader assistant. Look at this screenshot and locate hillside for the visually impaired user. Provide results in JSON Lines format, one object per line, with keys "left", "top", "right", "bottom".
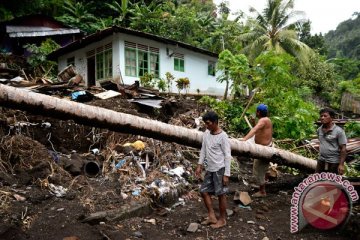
{"left": 325, "top": 13, "right": 360, "bottom": 60}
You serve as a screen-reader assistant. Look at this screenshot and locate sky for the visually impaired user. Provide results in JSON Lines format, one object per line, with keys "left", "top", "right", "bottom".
{"left": 213, "top": 0, "right": 360, "bottom": 34}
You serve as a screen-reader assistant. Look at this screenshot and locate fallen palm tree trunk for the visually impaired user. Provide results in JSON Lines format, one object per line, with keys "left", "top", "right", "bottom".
{"left": 0, "top": 85, "right": 316, "bottom": 171}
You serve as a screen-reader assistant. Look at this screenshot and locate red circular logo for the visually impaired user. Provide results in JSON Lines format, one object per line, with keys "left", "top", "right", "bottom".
{"left": 301, "top": 181, "right": 350, "bottom": 230}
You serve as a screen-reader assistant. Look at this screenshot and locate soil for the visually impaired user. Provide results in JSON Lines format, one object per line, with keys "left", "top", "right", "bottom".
{"left": 0, "top": 93, "right": 359, "bottom": 240}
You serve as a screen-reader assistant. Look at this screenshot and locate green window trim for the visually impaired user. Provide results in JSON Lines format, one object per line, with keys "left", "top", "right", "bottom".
{"left": 208, "top": 61, "right": 216, "bottom": 76}
{"left": 125, "top": 45, "right": 160, "bottom": 78}
{"left": 174, "top": 58, "right": 184, "bottom": 72}
{"left": 96, "top": 47, "right": 113, "bottom": 81}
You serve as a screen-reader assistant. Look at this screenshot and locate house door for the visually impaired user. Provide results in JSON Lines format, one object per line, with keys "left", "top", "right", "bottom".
{"left": 87, "top": 56, "right": 95, "bottom": 86}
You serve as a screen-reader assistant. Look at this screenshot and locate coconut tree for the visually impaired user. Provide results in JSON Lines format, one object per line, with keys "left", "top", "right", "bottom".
{"left": 0, "top": 84, "right": 317, "bottom": 171}
{"left": 238, "top": 0, "right": 312, "bottom": 64}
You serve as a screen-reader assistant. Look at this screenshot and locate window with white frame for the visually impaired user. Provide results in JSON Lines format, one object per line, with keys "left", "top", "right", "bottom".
{"left": 125, "top": 41, "right": 159, "bottom": 77}
{"left": 208, "top": 61, "right": 216, "bottom": 76}
{"left": 95, "top": 43, "right": 112, "bottom": 81}
{"left": 173, "top": 53, "right": 184, "bottom": 72}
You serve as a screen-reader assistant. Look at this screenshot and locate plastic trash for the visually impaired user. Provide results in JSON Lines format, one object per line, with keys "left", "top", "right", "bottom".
{"left": 131, "top": 140, "right": 145, "bottom": 151}
{"left": 90, "top": 148, "right": 99, "bottom": 155}
{"left": 115, "top": 159, "right": 126, "bottom": 169}
{"left": 49, "top": 183, "right": 68, "bottom": 197}
{"left": 168, "top": 166, "right": 185, "bottom": 178}
{"left": 238, "top": 204, "right": 252, "bottom": 210}
{"left": 132, "top": 189, "right": 141, "bottom": 196}
{"left": 41, "top": 122, "right": 51, "bottom": 128}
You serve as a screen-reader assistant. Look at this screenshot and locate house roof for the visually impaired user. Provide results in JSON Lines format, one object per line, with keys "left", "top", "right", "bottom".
{"left": 48, "top": 26, "right": 218, "bottom": 60}
{"left": 1, "top": 14, "right": 81, "bottom": 38}
{"left": 6, "top": 26, "right": 80, "bottom": 38}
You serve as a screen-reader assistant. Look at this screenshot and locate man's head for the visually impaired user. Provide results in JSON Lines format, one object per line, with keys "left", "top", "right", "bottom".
{"left": 256, "top": 104, "right": 268, "bottom": 117}
{"left": 319, "top": 108, "right": 335, "bottom": 125}
{"left": 203, "top": 111, "right": 219, "bottom": 131}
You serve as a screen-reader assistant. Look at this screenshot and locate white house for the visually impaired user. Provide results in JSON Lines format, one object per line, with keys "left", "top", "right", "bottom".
{"left": 49, "top": 26, "right": 225, "bottom": 95}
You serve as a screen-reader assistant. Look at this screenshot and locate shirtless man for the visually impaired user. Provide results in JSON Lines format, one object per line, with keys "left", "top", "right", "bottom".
{"left": 241, "top": 104, "right": 273, "bottom": 197}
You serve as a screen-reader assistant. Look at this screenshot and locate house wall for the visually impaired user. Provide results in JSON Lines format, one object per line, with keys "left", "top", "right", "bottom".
{"left": 57, "top": 33, "right": 226, "bottom": 95}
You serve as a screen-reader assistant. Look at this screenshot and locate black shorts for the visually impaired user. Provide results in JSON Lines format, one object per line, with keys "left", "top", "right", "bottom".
{"left": 200, "top": 167, "right": 228, "bottom": 196}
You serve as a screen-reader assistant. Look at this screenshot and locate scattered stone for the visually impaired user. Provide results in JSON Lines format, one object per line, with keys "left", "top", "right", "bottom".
{"left": 256, "top": 209, "right": 265, "bottom": 214}
{"left": 57, "top": 208, "right": 65, "bottom": 212}
{"left": 226, "top": 209, "right": 234, "bottom": 216}
{"left": 134, "top": 231, "right": 143, "bottom": 238}
{"left": 247, "top": 220, "right": 255, "bottom": 224}
{"left": 234, "top": 191, "right": 252, "bottom": 206}
{"left": 256, "top": 213, "right": 267, "bottom": 220}
{"left": 99, "top": 222, "right": 105, "bottom": 225}
{"left": 261, "top": 205, "right": 269, "bottom": 212}
{"left": 13, "top": 194, "right": 26, "bottom": 201}
{"left": 63, "top": 237, "right": 80, "bottom": 240}
{"left": 262, "top": 237, "right": 269, "bottom": 240}
{"left": 187, "top": 222, "right": 199, "bottom": 232}
{"left": 144, "top": 218, "right": 156, "bottom": 225}
{"left": 259, "top": 226, "right": 265, "bottom": 231}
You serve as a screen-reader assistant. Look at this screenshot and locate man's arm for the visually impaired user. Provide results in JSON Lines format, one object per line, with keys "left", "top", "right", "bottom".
{"left": 195, "top": 134, "right": 207, "bottom": 178}
{"left": 338, "top": 144, "right": 347, "bottom": 175}
{"left": 242, "top": 118, "right": 266, "bottom": 141}
{"left": 337, "top": 129, "right": 347, "bottom": 175}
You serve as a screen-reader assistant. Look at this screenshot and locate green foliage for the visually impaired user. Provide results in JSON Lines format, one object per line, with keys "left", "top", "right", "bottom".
{"left": 106, "top": 0, "right": 132, "bottom": 26}
{"left": 338, "top": 77, "right": 360, "bottom": 95}
{"left": 217, "top": 50, "right": 250, "bottom": 97}
{"left": 327, "top": 58, "right": 360, "bottom": 80}
{"left": 199, "top": 96, "right": 248, "bottom": 134}
{"left": 344, "top": 121, "right": 360, "bottom": 138}
{"left": 165, "top": 72, "right": 175, "bottom": 93}
{"left": 157, "top": 78, "right": 167, "bottom": 92}
{"left": 24, "top": 38, "right": 59, "bottom": 69}
{"left": 296, "top": 53, "right": 338, "bottom": 101}
{"left": 175, "top": 77, "right": 190, "bottom": 95}
{"left": 297, "top": 20, "right": 328, "bottom": 56}
{"left": 325, "top": 13, "right": 360, "bottom": 60}
{"left": 57, "top": 0, "right": 98, "bottom": 33}
{"left": 253, "top": 52, "right": 319, "bottom": 139}
{"left": 345, "top": 161, "right": 360, "bottom": 177}
{"left": 238, "top": 0, "right": 313, "bottom": 64}
{"left": 139, "top": 72, "right": 155, "bottom": 88}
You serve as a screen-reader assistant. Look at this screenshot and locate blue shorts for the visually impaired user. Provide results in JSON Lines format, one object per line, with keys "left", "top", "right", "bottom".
{"left": 200, "top": 167, "right": 228, "bottom": 196}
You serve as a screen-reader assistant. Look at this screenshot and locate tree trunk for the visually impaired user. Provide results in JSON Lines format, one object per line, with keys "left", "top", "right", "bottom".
{"left": 0, "top": 85, "right": 316, "bottom": 171}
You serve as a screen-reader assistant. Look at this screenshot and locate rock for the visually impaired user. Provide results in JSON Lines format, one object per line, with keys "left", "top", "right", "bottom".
{"left": 256, "top": 209, "right": 265, "bottom": 214}
{"left": 226, "top": 209, "right": 234, "bottom": 216}
{"left": 262, "top": 237, "right": 269, "bottom": 240}
{"left": 187, "top": 222, "right": 199, "bottom": 232}
{"left": 13, "top": 194, "right": 26, "bottom": 201}
{"left": 134, "top": 231, "right": 143, "bottom": 238}
{"left": 261, "top": 205, "right": 269, "bottom": 212}
{"left": 63, "top": 237, "right": 80, "bottom": 240}
{"left": 259, "top": 226, "right": 265, "bottom": 231}
{"left": 239, "top": 191, "right": 252, "bottom": 206}
{"left": 247, "top": 220, "right": 255, "bottom": 224}
{"left": 144, "top": 218, "right": 156, "bottom": 225}
{"left": 256, "top": 213, "right": 267, "bottom": 220}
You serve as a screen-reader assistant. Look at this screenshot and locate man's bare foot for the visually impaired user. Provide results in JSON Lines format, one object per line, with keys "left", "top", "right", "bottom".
{"left": 210, "top": 220, "right": 226, "bottom": 229}
{"left": 252, "top": 191, "right": 266, "bottom": 198}
{"left": 201, "top": 218, "right": 217, "bottom": 225}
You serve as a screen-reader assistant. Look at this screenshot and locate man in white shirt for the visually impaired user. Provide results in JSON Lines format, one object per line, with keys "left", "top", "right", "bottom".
{"left": 195, "top": 111, "right": 232, "bottom": 229}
